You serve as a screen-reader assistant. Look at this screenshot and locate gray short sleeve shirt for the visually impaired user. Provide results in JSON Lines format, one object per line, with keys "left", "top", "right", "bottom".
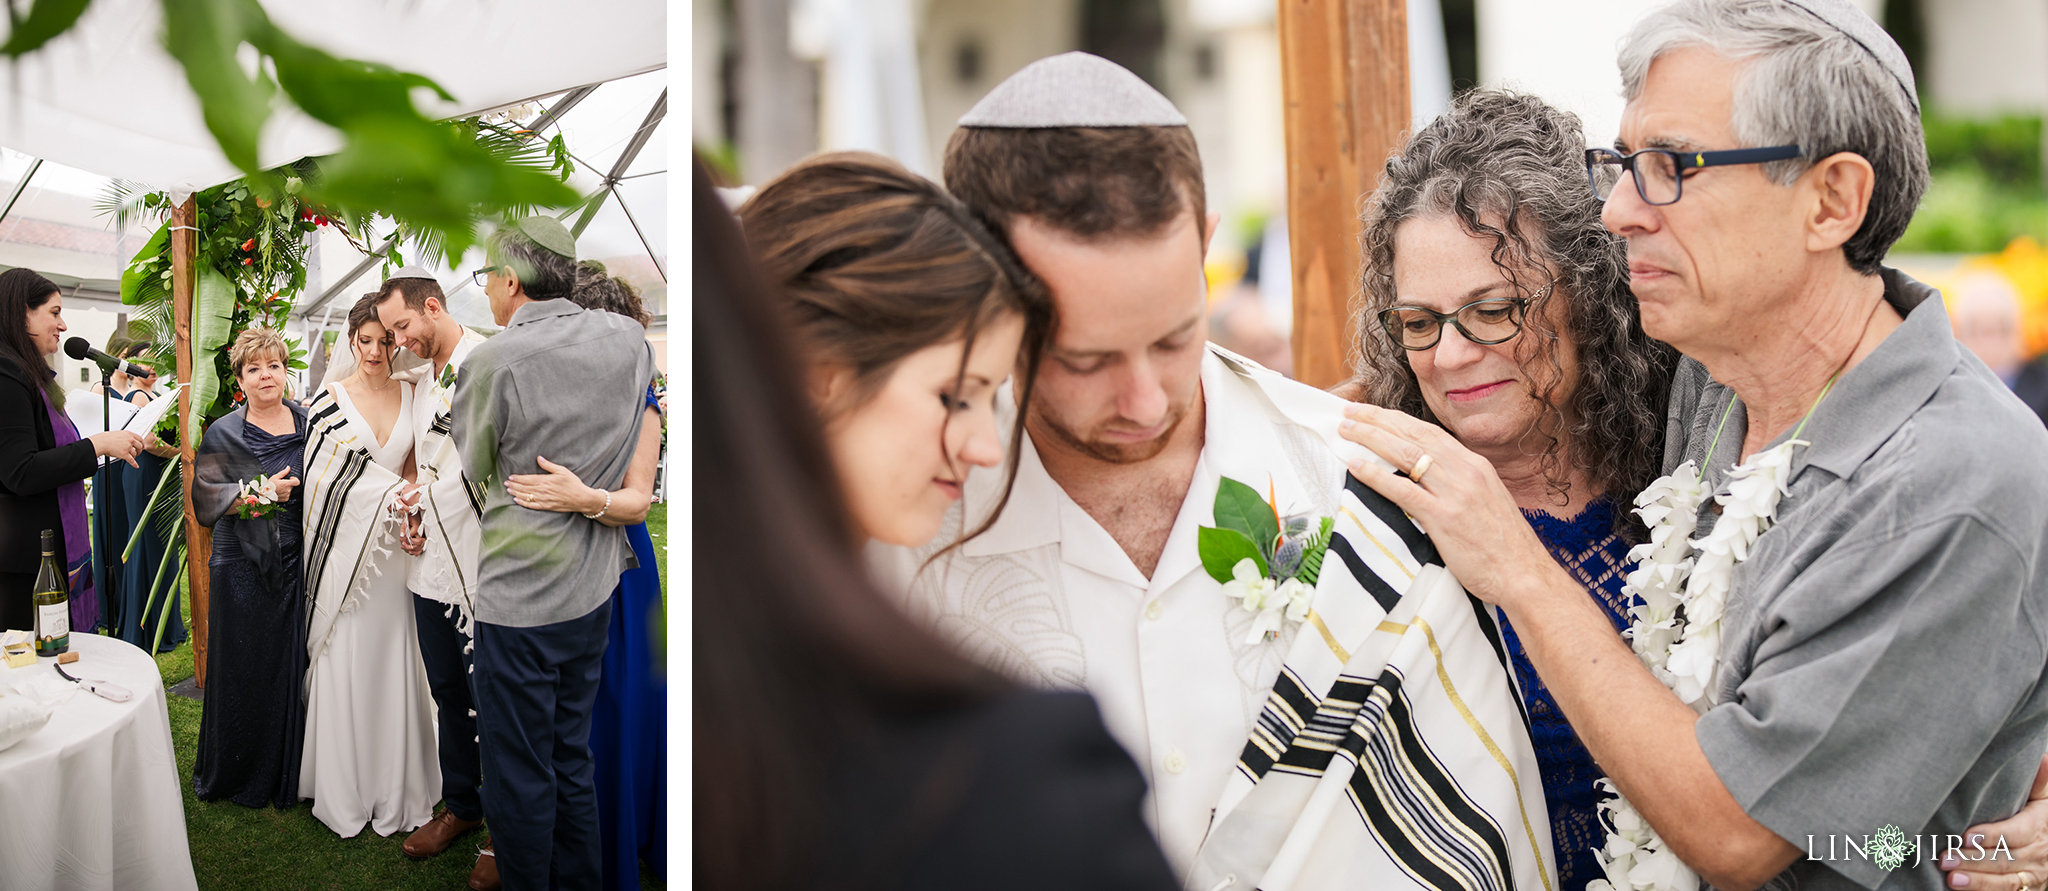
{"left": 450, "top": 299, "right": 655, "bottom": 628}
{"left": 1667, "top": 270, "right": 2048, "bottom": 889}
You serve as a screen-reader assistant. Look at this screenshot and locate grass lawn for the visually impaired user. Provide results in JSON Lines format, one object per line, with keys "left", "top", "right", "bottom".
{"left": 148, "top": 501, "right": 668, "bottom": 890}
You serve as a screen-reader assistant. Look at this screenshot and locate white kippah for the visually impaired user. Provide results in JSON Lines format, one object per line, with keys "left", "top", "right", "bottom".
{"left": 958, "top": 51, "right": 1188, "bottom": 128}
{"left": 1781, "top": 0, "right": 1919, "bottom": 112}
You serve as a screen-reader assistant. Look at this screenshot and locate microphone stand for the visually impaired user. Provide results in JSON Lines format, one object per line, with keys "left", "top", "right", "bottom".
{"left": 96, "top": 362, "right": 120, "bottom": 635}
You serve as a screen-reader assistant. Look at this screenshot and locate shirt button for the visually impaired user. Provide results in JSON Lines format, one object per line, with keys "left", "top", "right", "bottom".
{"left": 1145, "top": 600, "right": 1163, "bottom": 620}
{"left": 1164, "top": 749, "right": 1187, "bottom": 774}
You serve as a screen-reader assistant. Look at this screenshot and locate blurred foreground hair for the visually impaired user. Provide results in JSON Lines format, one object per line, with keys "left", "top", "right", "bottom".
{"left": 692, "top": 158, "right": 1007, "bottom": 890}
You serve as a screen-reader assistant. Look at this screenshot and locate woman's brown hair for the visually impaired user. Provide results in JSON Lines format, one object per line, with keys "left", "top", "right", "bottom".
{"left": 737, "top": 151, "right": 1052, "bottom": 550}
{"left": 1352, "top": 90, "right": 1677, "bottom": 536}
{"left": 0, "top": 268, "right": 64, "bottom": 409}
{"left": 694, "top": 157, "right": 1006, "bottom": 889}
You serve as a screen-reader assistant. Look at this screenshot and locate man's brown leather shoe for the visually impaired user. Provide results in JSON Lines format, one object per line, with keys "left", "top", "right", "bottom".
{"left": 402, "top": 809, "right": 482, "bottom": 860}
{"left": 468, "top": 839, "right": 500, "bottom": 891}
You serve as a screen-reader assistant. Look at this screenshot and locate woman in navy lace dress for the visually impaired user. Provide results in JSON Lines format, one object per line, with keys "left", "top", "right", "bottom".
{"left": 1340, "top": 91, "right": 1680, "bottom": 890}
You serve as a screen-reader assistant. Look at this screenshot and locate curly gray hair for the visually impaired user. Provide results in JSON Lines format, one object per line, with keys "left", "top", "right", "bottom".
{"left": 1351, "top": 90, "right": 1678, "bottom": 533}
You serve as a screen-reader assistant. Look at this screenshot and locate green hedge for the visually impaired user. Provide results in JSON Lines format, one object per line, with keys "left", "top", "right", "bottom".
{"left": 1895, "top": 113, "right": 2047, "bottom": 255}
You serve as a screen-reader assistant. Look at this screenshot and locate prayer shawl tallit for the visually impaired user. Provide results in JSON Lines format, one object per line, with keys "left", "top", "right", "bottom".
{"left": 406, "top": 332, "right": 485, "bottom": 621}
{"left": 301, "top": 386, "right": 408, "bottom": 672}
{"left": 1188, "top": 350, "right": 1554, "bottom": 891}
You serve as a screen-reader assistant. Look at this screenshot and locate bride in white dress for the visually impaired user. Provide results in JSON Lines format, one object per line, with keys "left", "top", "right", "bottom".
{"left": 299, "top": 296, "right": 440, "bottom": 837}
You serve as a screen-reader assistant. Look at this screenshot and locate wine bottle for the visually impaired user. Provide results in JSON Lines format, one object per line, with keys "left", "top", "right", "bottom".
{"left": 32, "top": 529, "right": 69, "bottom": 657}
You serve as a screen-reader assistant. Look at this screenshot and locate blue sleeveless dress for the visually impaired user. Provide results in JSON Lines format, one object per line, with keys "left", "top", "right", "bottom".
{"left": 590, "top": 386, "right": 666, "bottom": 889}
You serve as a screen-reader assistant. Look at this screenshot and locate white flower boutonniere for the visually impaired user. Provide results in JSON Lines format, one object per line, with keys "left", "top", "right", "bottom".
{"left": 1199, "top": 476, "right": 1333, "bottom": 645}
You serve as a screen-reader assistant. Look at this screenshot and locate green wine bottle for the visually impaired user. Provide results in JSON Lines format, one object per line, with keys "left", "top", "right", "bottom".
{"left": 32, "top": 529, "right": 69, "bottom": 657}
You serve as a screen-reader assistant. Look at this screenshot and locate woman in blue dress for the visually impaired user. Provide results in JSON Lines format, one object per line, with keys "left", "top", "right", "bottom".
{"left": 190, "top": 328, "right": 311, "bottom": 809}
{"left": 503, "top": 263, "right": 666, "bottom": 890}
{"left": 1338, "top": 91, "right": 1680, "bottom": 890}
{"left": 98, "top": 342, "right": 188, "bottom": 650}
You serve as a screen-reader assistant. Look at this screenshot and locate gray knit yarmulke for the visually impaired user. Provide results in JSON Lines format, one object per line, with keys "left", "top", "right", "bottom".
{"left": 958, "top": 51, "right": 1187, "bottom": 128}
{"left": 1782, "top": 0, "right": 1919, "bottom": 112}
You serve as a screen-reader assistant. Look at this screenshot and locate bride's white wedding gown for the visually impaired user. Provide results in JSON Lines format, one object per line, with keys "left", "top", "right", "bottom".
{"left": 300, "top": 383, "right": 441, "bottom": 837}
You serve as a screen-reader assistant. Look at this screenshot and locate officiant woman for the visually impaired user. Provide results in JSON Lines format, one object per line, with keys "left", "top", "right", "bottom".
{"left": 0, "top": 267, "right": 143, "bottom": 635}
{"left": 191, "top": 327, "right": 310, "bottom": 809}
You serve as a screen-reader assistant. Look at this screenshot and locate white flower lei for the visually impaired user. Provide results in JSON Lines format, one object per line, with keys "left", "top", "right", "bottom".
{"left": 1587, "top": 401, "right": 1810, "bottom": 891}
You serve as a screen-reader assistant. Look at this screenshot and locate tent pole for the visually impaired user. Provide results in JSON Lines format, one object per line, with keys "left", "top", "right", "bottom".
{"left": 611, "top": 191, "right": 665, "bottom": 282}
{"left": 0, "top": 158, "right": 43, "bottom": 229}
{"left": 170, "top": 195, "right": 212, "bottom": 688}
{"left": 1278, "top": 0, "right": 1409, "bottom": 389}
{"left": 569, "top": 90, "right": 666, "bottom": 238}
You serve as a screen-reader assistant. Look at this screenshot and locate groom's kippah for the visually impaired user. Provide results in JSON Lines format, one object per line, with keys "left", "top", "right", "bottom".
{"left": 958, "top": 51, "right": 1187, "bottom": 128}
{"left": 1781, "top": 0, "right": 1920, "bottom": 112}
{"left": 384, "top": 266, "right": 437, "bottom": 282}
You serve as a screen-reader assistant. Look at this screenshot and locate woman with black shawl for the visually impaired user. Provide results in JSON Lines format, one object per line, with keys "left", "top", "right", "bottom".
{"left": 190, "top": 327, "right": 310, "bottom": 809}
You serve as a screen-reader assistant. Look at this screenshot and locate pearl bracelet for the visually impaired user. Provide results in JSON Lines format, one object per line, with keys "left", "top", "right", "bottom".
{"left": 583, "top": 490, "right": 612, "bottom": 520}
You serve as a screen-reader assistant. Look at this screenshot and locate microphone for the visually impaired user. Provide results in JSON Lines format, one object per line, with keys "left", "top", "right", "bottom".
{"left": 63, "top": 337, "right": 152, "bottom": 378}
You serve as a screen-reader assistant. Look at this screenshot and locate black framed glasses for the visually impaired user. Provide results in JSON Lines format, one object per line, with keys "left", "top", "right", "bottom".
{"left": 470, "top": 265, "right": 508, "bottom": 288}
{"left": 1585, "top": 144, "right": 1803, "bottom": 205}
{"left": 1377, "top": 287, "right": 1547, "bottom": 351}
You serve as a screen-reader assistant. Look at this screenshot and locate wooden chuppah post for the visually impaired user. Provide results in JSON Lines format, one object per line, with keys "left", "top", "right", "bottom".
{"left": 1277, "top": 0, "right": 1411, "bottom": 390}
{"left": 171, "top": 196, "right": 212, "bottom": 688}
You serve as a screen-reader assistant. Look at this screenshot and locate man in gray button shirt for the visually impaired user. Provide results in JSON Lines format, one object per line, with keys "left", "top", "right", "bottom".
{"left": 451, "top": 217, "right": 654, "bottom": 891}
{"left": 1340, "top": 2, "right": 2048, "bottom": 889}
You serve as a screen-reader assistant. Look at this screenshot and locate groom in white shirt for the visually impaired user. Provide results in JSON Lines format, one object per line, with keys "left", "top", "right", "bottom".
{"left": 871, "top": 54, "right": 1551, "bottom": 889}
{"left": 374, "top": 269, "right": 494, "bottom": 885}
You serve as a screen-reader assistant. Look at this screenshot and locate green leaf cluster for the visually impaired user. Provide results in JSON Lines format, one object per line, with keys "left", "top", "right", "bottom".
{"left": 1196, "top": 477, "right": 1338, "bottom": 590}
{"left": 8, "top": 0, "right": 584, "bottom": 266}
{"left": 155, "top": 0, "right": 579, "bottom": 262}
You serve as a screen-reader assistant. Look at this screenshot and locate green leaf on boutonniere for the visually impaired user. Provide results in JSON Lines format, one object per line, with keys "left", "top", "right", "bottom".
{"left": 1199, "top": 526, "right": 1266, "bottom": 584}
{"left": 1213, "top": 477, "right": 1279, "bottom": 556}
{"left": 438, "top": 363, "right": 457, "bottom": 390}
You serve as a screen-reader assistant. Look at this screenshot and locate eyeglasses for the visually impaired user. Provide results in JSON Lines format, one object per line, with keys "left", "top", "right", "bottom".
{"left": 470, "top": 265, "right": 508, "bottom": 288}
{"left": 1378, "top": 286, "right": 1547, "bottom": 352}
{"left": 1584, "top": 144, "right": 1803, "bottom": 205}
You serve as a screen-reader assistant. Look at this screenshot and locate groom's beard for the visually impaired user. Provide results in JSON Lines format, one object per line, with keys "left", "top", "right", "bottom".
{"left": 405, "top": 331, "right": 440, "bottom": 364}
{"left": 1028, "top": 399, "right": 1188, "bottom": 465}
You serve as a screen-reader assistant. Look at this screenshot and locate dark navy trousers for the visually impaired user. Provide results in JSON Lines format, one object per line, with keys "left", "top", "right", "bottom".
{"left": 413, "top": 594, "right": 483, "bottom": 823}
{"left": 474, "top": 600, "right": 613, "bottom": 891}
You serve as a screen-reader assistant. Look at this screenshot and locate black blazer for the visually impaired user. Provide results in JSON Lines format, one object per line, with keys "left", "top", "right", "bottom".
{"left": 812, "top": 691, "right": 1178, "bottom": 891}
{"left": 0, "top": 357, "right": 96, "bottom": 574}
{"left": 2013, "top": 356, "right": 2048, "bottom": 427}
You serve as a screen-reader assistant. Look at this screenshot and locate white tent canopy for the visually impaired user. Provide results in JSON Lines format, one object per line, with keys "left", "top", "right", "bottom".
{"left": 0, "top": 0, "right": 667, "bottom": 384}
{"left": 0, "top": 0, "right": 664, "bottom": 193}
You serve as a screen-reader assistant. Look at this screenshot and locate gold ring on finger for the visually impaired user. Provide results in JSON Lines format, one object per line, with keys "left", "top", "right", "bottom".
{"left": 2020, "top": 870, "right": 2033, "bottom": 891}
{"left": 1411, "top": 453, "right": 1434, "bottom": 484}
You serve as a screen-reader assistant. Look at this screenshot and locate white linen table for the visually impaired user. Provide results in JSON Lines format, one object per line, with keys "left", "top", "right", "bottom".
{"left": 0, "top": 633, "right": 196, "bottom": 891}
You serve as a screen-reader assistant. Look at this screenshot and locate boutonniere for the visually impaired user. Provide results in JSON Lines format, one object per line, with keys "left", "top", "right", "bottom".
{"left": 1199, "top": 476, "right": 1335, "bottom": 644}
{"left": 437, "top": 363, "right": 458, "bottom": 391}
